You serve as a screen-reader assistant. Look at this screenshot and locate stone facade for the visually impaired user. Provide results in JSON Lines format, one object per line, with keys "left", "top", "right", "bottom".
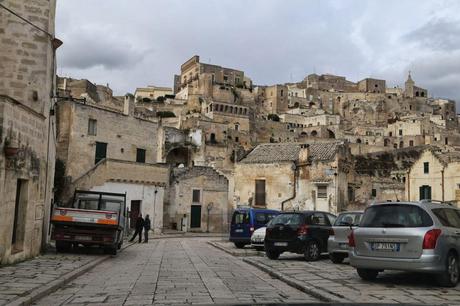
{"left": 0, "top": 0, "right": 58, "bottom": 264}
{"left": 234, "top": 142, "right": 351, "bottom": 214}
{"left": 168, "top": 166, "right": 229, "bottom": 232}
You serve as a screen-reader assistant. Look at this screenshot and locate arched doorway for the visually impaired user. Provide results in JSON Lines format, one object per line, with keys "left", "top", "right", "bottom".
{"left": 166, "top": 147, "right": 190, "bottom": 166}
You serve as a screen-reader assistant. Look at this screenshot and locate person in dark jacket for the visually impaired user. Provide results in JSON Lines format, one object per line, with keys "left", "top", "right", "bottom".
{"left": 143, "top": 214, "right": 151, "bottom": 243}
{"left": 129, "top": 214, "right": 144, "bottom": 243}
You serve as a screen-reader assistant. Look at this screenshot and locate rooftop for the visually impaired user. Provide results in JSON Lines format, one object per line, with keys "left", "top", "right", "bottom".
{"left": 240, "top": 141, "right": 343, "bottom": 164}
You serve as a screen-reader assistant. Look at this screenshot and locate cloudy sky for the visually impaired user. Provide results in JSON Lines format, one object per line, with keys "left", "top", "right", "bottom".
{"left": 56, "top": 0, "right": 460, "bottom": 103}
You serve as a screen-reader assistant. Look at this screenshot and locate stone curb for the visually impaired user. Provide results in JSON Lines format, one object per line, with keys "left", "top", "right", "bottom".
{"left": 207, "top": 241, "right": 263, "bottom": 257}
{"left": 7, "top": 242, "right": 135, "bottom": 306}
{"left": 242, "top": 257, "right": 345, "bottom": 303}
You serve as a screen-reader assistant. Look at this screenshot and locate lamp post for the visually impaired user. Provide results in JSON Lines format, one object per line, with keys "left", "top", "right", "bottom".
{"left": 206, "top": 202, "right": 214, "bottom": 233}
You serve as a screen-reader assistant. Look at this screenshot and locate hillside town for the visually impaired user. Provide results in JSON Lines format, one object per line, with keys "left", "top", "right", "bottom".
{"left": 2, "top": 0, "right": 460, "bottom": 305}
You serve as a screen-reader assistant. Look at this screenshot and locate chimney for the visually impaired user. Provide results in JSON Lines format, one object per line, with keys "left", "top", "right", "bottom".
{"left": 123, "top": 94, "right": 134, "bottom": 116}
{"left": 298, "top": 144, "right": 309, "bottom": 163}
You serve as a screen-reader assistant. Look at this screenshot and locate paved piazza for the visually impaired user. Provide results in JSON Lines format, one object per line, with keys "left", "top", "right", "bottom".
{"left": 246, "top": 252, "right": 460, "bottom": 305}
{"left": 33, "top": 238, "right": 316, "bottom": 305}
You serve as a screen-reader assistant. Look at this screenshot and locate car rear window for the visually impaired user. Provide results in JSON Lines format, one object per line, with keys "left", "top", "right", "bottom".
{"left": 271, "top": 213, "right": 303, "bottom": 226}
{"left": 432, "top": 208, "right": 460, "bottom": 228}
{"left": 360, "top": 204, "right": 433, "bottom": 228}
{"left": 334, "top": 213, "right": 362, "bottom": 226}
{"left": 255, "top": 213, "right": 277, "bottom": 225}
{"left": 232, "top": 211, "right": 249, "bottom": 224}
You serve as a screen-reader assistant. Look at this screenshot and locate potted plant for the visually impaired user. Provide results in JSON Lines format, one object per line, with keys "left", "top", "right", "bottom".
{"left": 4, "top": 137, "right": 19, "bottom": 157}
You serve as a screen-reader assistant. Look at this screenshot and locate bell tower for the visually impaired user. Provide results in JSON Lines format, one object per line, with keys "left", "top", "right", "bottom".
{"left": 405, "top": 71, "right": 414, "bottom": 98}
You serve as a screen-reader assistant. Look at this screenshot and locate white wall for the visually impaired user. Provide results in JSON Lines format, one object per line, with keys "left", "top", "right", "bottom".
{"left": 90, "top": 182, "right": 165, "bottom": 233}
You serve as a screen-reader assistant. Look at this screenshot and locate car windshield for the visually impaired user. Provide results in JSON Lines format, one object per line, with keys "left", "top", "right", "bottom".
{"left": 334, "top": 212, "right": 362, "bottom": 226}
{"left": 360, "top": 204, "right": 433, "bottom": 228}
{"left": 271, "top": 213, "right": 303, "bottom": 226}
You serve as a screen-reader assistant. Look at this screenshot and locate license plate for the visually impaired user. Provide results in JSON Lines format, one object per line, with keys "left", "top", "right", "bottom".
{"left": 235, "top": 229, "right": 243, "bottom": 233}
{"left": 74, "top": 217, "right": 95, "bottom": 223}
{"left": 75, "top": 235, "right": 92, "bottom": 241}
{"left": 274, "top": 242, "right": 288, "bottom": 247}
{"left": 372, "top": 242, "right": 400, "bottom": 252}
{"left": 253, "top": 238, "right": 263, "bottom": 243}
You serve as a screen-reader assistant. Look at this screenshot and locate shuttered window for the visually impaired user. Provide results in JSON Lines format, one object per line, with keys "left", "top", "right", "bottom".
{"left": 255, "top": 179, "right": 266, "bottom": 206}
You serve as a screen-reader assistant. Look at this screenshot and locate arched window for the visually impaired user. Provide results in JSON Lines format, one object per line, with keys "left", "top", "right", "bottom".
{"left": 384, "top": 139, "right": 390, "bottom": 147}
{"left": 400, "top": 141, "right": 404, "bottom": 148}
{"left": 415, "top": 91, "right": 419, "bottom": 97}
{"left": 409, "top": 140, "right": 414, "bottom": 146}
{"left": 311, "top": 130, "right": 318, "bottom": 137}
{"left": 356, "top": 138, "right": 362, "bottom": 144}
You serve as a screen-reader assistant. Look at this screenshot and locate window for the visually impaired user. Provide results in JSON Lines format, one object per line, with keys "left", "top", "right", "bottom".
{"left": 255, "top": 213, "right": 277, "bottom": 225}
{"left": 399, "top": 129, "right": 403, "bottom": 136}
{"left": 270, "top": 213, "right": 302, "bottom": 226}
{"left": 371, "top": 188, "right": 377, "bottom": 198}
{"left": 232, "top": 211, "right": 249, "bottom": 224}
{"left": 389, "top": 132, "right": 393, "bottom": 137}
{"left": 192, "top": 189, "right": 201, "bottom": 203}
{"left": 235, "top": 124, "right": 239, "bottom": 131}
{"left": 348, "top": 186, "right": 355, "bottom": 202}
{"left": 308, "top": 213, "right": 328, "bottom": 225}
{"left": 88, "top": 119, "right": 97, "bottom": 136}
{"left": 360, "top": 204, "right": 433, "bottom": 228}
{"left": 210, "top": 133, "right": 216, "bottom": 143}
{"left": 95, "top": 142, "right": 107, "bottom": 164}
{"left": 255, "top": 179, "right": 266, "bottom": 206}
{"left": 136, "top": 148, "right": 146, "bottom": 163}
{"left": 223, "top": 75, "right": 228, "bottom": 81}
{"left": 235, "top": 137, "right": 239, "bottom": 143}
{"left": 419, "top": 185, "right": 431, "bottom": 200}
{"left": 317, "top": 185, "right": 327, "bottom": 198}
{"left": 409, "top": 140, "right": 414, "bottom": 147}
{"left": 432, "top": 209, "right": 460, "bottom": 228}
{"left": 280, "top": 89, "right": 284, "bottom": 96}
{"left": 334, "top": 212, "right": 362, "bottom": 226}
{"left": 424, "top": 162, "right": 429, "bottom": 174}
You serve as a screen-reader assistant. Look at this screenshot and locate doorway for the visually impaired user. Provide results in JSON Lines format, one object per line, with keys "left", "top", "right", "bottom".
{"left": 12, "top": 179, "right": 28, "bottom": 252}
{"left": 130, "top": 200, "right": 141, "bottom": 229}
{"left": 190, "top": 205, "right": 201, "bottom": 228}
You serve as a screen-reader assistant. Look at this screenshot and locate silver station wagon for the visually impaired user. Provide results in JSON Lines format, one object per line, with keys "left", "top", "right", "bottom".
{"left": 328, "top": 211, "right": 363, "bottom": 263}
{"left": 349, "top": 201, "right": 460, "bottom": 287}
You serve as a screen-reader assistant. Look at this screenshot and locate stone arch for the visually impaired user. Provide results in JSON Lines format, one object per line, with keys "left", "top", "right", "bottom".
{"left": 310, "top": 130, "right": 318, "bottom": 137}
{"left": 166, "top": 147, "right": 190, "bottom": 167}
{"left": 300, "top": 131, "right": 308, "bottom": 137}
{"left": 356, "top": 138, "right": 362, "bottom": 144}
{"left": 327, "top": 129, "right": 335, "bottom": 139}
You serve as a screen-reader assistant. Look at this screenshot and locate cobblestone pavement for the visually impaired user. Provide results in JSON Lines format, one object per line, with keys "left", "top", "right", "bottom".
{"left": 0, "top": 252, "right": 102, "bottom": 306}
{"left": 34, "top": 238, "right": 318, "bottom": 305}
{"left": 246, "top": 253, "right": 460, "bottom": 305}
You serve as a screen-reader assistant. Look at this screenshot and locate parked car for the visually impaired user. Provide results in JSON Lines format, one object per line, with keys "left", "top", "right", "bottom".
{"left": 265, "top": 211, "right": 336, "bottom": 261}
{"left": 349, "top": 201, "right": 460, "bottom": 287}
{"left": 230, "top": 207, "right": 279, "bottom": 248}
{"left": 328, "top": 211, "right": 363, "bottom": 263}
{"left": 251, "top": 226, "right": 268, "bottom": 251}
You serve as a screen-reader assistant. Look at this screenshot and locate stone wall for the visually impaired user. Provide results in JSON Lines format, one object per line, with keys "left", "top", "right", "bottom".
{"left": 0, "top": 0, "right": 57, "bottom": 264}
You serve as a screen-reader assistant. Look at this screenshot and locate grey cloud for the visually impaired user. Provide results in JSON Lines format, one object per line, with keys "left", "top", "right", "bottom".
{"left": 404, "top": 19, "right": 460, "bottom": 51}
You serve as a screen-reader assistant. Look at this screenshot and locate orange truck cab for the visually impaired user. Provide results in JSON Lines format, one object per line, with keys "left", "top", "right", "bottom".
{"left": 51, "top": 190, "right": 127, "bottom": 255}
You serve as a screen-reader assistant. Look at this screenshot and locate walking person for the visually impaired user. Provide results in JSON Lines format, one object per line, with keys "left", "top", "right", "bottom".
{"left": 129, "top": 214, "right": 144, "bottom": 243}
{"left": 143, "top": 214, "right": 151, "bottom": 243}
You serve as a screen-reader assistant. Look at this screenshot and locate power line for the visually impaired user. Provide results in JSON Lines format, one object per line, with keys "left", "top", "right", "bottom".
{"left": 0, "top": 3, "right": 53, "bottom": 38}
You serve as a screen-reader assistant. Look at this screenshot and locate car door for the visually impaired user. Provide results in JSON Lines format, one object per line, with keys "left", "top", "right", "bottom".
{"left": 432, "top": 208, "right": 460, "bottom": 253}
{"left": 309, "top": 212, "right": 331, "bottom": 251}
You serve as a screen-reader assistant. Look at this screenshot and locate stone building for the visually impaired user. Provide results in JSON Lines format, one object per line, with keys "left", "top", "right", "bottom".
{"left": 134, "top": 85, "right": 173, "bottom": 101}
{"left": 167, "top": 166, "right": 229, "bottom": 233}
{"left": 404, "top": 72, "right": 427, "bottom": 98}
{"left": 260, "top": 85, "right": 289, "bottom": 114}
{"left": 357, "top": 78, "right": 386, "bottom": 93}
{"left": 55, "top": 91, "right": 168, "bottom": 232}
{"left": 234, "top": 141, "right": 351, "bottom": 214}
{"left": 0, "top": 0, "right": 59, "bottom": 264}
{"left": 406, "top": 147, "right": 460, "bottom": 205}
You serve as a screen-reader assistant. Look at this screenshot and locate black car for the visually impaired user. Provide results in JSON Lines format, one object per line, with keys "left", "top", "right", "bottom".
{"left": 264, "top": 211, "right": 336, "bottom": 261}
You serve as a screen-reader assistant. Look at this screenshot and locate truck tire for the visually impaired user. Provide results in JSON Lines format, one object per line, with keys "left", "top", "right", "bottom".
{"left": 56, "top": 241, "right": 71, "bottom": 253}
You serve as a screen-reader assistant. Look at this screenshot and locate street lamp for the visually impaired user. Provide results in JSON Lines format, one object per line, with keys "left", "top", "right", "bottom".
{"left": 206, "top": 202, "right": 214, "bottom": 233}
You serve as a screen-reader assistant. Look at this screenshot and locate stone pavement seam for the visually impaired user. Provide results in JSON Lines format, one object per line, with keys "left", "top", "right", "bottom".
{"left": 6, "top": 242, "right": 135, "bottom": 306}
{"left": 207, "top": 241, "right": 263, "bottom": 257}
{"left": 242, "top": 257, "right": 341, "bottom": 303}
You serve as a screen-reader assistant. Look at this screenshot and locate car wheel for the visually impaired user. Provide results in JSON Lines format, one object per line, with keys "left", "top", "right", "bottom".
{"left": 304, "top": 240, "right": 320, "bottom": 261}
{"left": 266, "top": 250, "right": 280, "bottom": 260}
{"left": 436, "top": 252, "right": 459, "bottom": 287}
{"left": 357, "top": 268, "right": 379, "bottom": 281}
{"left": 234, "top": 242, "right": 246, "bottom": 249}
{"left": 330, "top": 253, "right": 345, "bottom": 264}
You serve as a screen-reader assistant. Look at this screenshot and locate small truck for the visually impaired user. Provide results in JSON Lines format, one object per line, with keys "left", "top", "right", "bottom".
{"left": 51, "top": 190, "right": 126, "bottom": 255}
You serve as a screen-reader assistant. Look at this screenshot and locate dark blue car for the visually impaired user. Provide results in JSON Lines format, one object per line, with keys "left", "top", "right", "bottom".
{"left": 229, "top": 207, "right": 279, "bottom": 248}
